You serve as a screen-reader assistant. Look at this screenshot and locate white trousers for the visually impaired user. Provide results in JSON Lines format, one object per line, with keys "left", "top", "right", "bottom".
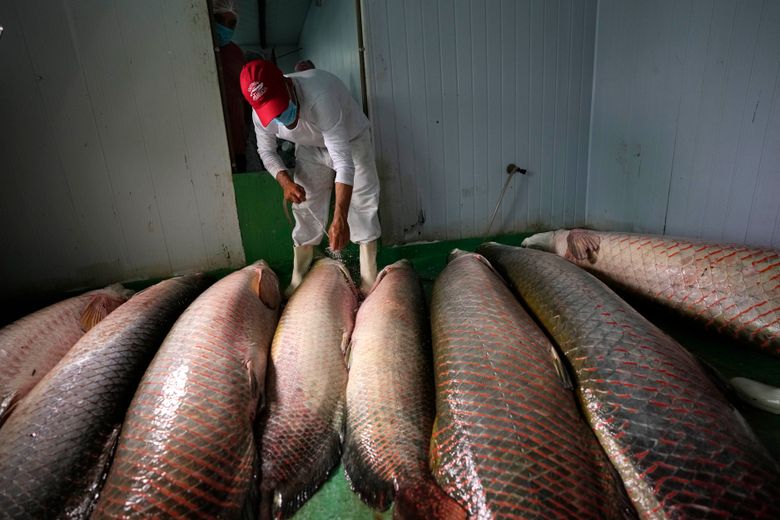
{"left": 291, "top": 130, "right": 381, "bottom": 247}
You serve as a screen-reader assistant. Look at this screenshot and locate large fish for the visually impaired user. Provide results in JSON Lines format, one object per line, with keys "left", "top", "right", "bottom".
{"left": 0, "top": 275, "right": 207, "bottom": 519}
{"left": 93, "top": 262, "right": 280, "bottom": 518}
{"left": 478, "top": 242, "right": 780, "bottom": 518}
{"left": 430, "top": 250, "right": 635, "bottom": 519}
{"left": 259, "top": 258, "right": 356, "bottom": 519}
{"left": 522, "top": 229, "right": 780, "bottom": 357}
{"left": 343, "top": 260, "right": 465, "bottom": 519}
{"left": 0, "top": 284, "right": 130, "bottom": 424}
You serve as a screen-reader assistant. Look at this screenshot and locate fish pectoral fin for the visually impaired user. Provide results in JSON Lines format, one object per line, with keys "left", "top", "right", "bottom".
{"left": 566, "top": 229, "right": 600, "bottom": 263}
{"left": 344, "top": 340, "right": 355, "bottom": 369}
{"left": 0, "top": 392, "right": 19, "bottom": 426}
{"left": 340, "top": 330, "right": 351, "bottom": 358}
{"left": 428, "top": 416, "right": 441, "bottom": 471}
{"left": 244, "top": 357, "right": 263, "bottom": 409}
{"left": 549, "top": 345, "right": 574, "bottom": 390}
{"left": 253, "top": 269, "right": 281, "bottom": 310}
{"left": 79, "top": 293, "right": 122, "bottom": 332}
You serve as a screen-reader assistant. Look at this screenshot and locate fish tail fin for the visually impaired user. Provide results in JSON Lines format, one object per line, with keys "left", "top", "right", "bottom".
{"left": 263, "top": 429, "right": 342, "bottom": 519}
{"left": 394, "top": 478, "right": 467, "bottom": 520}
{"left": 342, "top": 436, "right": 393, "bottom": 511}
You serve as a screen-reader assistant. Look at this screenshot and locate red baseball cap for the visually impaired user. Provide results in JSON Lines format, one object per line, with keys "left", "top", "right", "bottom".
{"left": 240, "top": 60, "right": 290, "bottom": 127}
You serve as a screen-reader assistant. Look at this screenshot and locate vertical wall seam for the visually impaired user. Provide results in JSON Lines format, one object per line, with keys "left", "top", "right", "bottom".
{"left": 721, "top": 0, "right": 765, "bottom": 240}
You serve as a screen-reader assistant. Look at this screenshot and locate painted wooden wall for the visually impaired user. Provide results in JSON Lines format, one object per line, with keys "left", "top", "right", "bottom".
{"left": 589, "top": 0, "right": 780, "bottom": 247}
{"left": 0, "top": 0, "right": 244, "bottom": 305}
{"left": 299, "top": 0, "right": 363, "bottom": 105}
{"left": 362, "top": 0, "right": 597, "bottom": 243}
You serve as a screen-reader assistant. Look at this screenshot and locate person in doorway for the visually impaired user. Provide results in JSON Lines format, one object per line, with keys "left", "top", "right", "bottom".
{"left": 239, "top": 59, "right": 381, "bottom": 297}
{"left": 212, "top": 0, "right": 248, "bottom": 172}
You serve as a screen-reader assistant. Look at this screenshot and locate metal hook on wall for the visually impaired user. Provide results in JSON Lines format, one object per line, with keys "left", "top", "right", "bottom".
{"left": 485, "top": 163, "right": 528, "bottom": 237}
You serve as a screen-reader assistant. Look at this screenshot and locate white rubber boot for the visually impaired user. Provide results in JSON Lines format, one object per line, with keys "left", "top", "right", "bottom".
{"left": 359, "top": 240, "right": 378, "bottom": 295}
{"left": 285, "top": 245, "right": 314, "bottom": 298}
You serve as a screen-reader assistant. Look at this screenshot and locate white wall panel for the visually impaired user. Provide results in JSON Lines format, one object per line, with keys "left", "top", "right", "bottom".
{"left": 299, "top": 0, "right": 362, "bottom": 104}
{"left": 0, "top": 0, "right": 244, "bottom": 305}
{"left": 363, "top": 0, "right": 597, "bottom": 243}
{"left": 589, "top": 0, "right": 780, "bottom": 247}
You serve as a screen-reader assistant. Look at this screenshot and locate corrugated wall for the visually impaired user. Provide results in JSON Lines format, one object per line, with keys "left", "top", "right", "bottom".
{"left": 589, "top": 0, "right": 780, "bottom": 247}
{"left": 299, "top": 0, "right": 363, "bottom": 105}
{"left": 363, "top": 0, "right": 597, "bottom": 243}
{"left": 0, "top": 0, "right": 244, "bottom": 303}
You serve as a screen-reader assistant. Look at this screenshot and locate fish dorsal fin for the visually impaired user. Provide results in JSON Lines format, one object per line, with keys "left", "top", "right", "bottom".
{"left": 79, "top": 294, "right": 123, "bottom": 332}
{"left": 566, "top": 229, "right": 600, "bottom": 263}
{"left": 253, "top": 267, "right": 280, "bottom": 310}
{"left": 549, "top": 344, "right": 573, "bottom": 390}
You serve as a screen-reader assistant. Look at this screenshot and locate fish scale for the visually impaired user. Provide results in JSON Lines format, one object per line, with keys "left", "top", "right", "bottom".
{"left": 430, "top": 251, "right": 635, "bottom": 519}
{"left": 478, "top": 242, "right": 780, "bottom": 519}
{"left": 93, "top": 262, "right": 280, "bottom": 519}
{"left": 259, "top": 258, "right": 356, "bottom": 519}
{"left": 522, "top": 229, "right": 780, "bottom": 356}
{"left": 0, "top": 275, "right": 207, "bottom": 519}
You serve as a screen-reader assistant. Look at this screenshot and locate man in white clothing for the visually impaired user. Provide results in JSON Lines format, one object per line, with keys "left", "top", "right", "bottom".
{"left": 239, "top": 59, "right": 380, "bottom": 296}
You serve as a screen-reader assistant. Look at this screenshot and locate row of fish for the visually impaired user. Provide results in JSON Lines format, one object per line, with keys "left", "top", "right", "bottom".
{"left": 476, "top": 241, "right": 780, "bottom": 518}
{"left": 430, "top": 250, "right": 633, "bottom": 519}
{"left": 256, "top": 232, "right": 780, "bottom": 518}
{"left": 0, "top": 262, "right": 281, "bottom": 518}
{"left": 522, "top": 229, "right": 780, "bottom": 357}
{"left": 0, "top": 229, "right": 778, "bottom": 518}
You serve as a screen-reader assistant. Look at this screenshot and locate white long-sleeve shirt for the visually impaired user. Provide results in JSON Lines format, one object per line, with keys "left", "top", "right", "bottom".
{"left": 252, "top": 69, "right": 370, "bottom": 186}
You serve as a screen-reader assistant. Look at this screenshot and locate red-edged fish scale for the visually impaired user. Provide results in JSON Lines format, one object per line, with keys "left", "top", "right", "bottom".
{"left": 0, "top": 276, "right": 206, "bottom": 519}
{"left": 93, "top": 263, "right": 280, "bottom": 519}
{"left": 430, "top": 252, "right": 634, "bottom": 519}
{"left": 478, "top": 243, "right": 780, "bottom": 519}
{"left": 0, "top": 286, "right": 128, "bottom": 423}
{"left": 562, "top": 230, "right": 780, "bottom": 357}
{"left": 344, "top": 260, "right": 455, "bottom": 516}
{"left": 259, "top": 259, "right": 356, "bottom": 519}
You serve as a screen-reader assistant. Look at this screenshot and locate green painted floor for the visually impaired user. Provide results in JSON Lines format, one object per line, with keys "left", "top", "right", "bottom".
{"left": 232, "top": 172, "right": 780, "bottom": 518}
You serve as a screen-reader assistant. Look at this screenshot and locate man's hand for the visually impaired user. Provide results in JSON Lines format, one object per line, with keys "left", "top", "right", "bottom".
{"left": 328, "top": 215, "right": 350, "bottom": 252}
{"left": 276, "top": 171, "right": 306, "bottom": 204}
{"left": 328, "top": 182, "right": 353, "bottom": 251}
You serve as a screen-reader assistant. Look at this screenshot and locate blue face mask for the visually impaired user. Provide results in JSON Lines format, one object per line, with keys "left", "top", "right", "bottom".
{"left": 215, "top": 23, "right": 234, "bottom": 47}
{"left": 274, "top": 100, "right": 298, "bottom": 127}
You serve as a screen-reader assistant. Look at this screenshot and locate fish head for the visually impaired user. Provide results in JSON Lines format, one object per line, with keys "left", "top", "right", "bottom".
{"left": 521, "top": 230, "right": 557, "bottom": 251}
{"left": 521, "top": 230, "right": 573, "bottom": 258}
